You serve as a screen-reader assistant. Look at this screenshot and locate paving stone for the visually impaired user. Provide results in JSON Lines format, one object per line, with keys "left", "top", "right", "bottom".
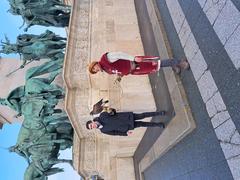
{"left": 230, "top": 130, "right": 240, "bottom": 144}
{"left": 227, "top": 156, "right": 240, "bottom": 179}
{"left": 220, "top": 142, "right": 240, "bottom": 159}
{"left": 178, "top": 19, "right": 191, "bottom": 47}
{"left": 136, "top": 0, "right": 238, "bottom": 179}
{"left": 165, "top": 0, "right": 179, "bottom": 22}
{"left": 215, "top": 119, "right": 236, "bottom": 141}
{"left": 206, "top": 97, "right": 218, "bottom": 118}
{"left": 188, "top": 161, "right": 233, "bottom": 180}
{"left": 172, "top": 174, "right": 191, "bottom": 180}
{"left": 213, "top": 0, "right": 240, "bottom": 44}
{"left": 198, "top": 0, "right": 207, "bottom": 8}
{"left": 184, "top": 32, "right": 199, "bottom": 60}
{"left": 197, "top": 70, "right": 218, "bottom": 102}
{"left": 178, "top": 0, "right": 194, "bottom": 16}
{"left": 211, "top": 111, "right": 231, "bottom": 128}
{"left": 202, "top": 0, "right": 228, "bottom": 25}
{"left": 189, "top": 49, "right": 208, "bottom": 81}
{"left": 231, "top": 0, "right": 240, "bottom": 12}
{"left": 212, "top": 91, "right": 227, "bottom": 112}
{"left": 224, "top": 25, "right": 240, "bottom": 69}
{"left": 165, "top": 0, "right": 185, "bottom": 33}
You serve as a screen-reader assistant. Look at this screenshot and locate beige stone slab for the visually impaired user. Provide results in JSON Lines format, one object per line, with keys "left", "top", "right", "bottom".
{"left": 104, "top": 19, "right": 116, "bottom": 42}
{"left": 115, "top": 40, "right": 144, "bottom": 54}
{"left": 110, "top": 157, "right": 117, "bottom": 180}
{"left": 114, "top": 6, "right": 138, "bottom": 25}
{"left": 113, "top": 0, "right": 135, "bottom": 7}
{"left": 114, "top": 14, "right": 138, "bottom": 25}
{"left": 115, "top": 24, "right": 142, "bottom": 41}
{"left": 116, "top": 157, "right": 135, "bottom": 180}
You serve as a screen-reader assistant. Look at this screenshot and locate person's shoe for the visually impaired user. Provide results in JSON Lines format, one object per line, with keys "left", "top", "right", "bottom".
{"left": 172, "top": 58, "right": 190, "bottom": 74}
{"left": 158, "top": 123, "right": 165, "bottom": 128}
{"left": 179, "top": 58, "right": 190, "bottom": 70}
{"left": 172, "top": 65, "right": 181, "bottom": 74}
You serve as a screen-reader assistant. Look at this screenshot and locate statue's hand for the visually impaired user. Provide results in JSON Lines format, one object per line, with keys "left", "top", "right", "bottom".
{"left": 14, "top": 113, "right": 21, "bottom": 118}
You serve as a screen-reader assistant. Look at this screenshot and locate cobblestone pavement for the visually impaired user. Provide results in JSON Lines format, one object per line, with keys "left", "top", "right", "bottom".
{"left": 134, "top": 0, "right": 240, "bottom": 179}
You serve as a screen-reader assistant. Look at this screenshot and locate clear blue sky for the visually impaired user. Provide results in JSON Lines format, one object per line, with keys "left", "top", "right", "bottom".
{"left": 0, "top": 1, "right": 80, "bottom": 179}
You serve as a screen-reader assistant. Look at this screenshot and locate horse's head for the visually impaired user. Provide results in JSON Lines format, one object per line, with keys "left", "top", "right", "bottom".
{"left": 17, "top": 34, "right": 33, "bottom": 44}
{"left": 0, "top": 98, "right": 7, "bottom": 106}
{"left": 0, "top": 42, "right": 18, "bottom": 55}
{"left": 24, "top": 162, "right": 63, "bottom": 180}
{"left": 8, "top": 145, "right": 18, "bottom": 153}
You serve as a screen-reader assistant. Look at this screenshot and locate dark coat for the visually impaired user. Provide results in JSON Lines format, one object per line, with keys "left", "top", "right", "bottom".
{"left": 96, "top": 111, "right": 135, "bottom": 136}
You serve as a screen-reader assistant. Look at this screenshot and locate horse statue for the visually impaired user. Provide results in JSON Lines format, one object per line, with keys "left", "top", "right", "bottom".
{"left": 0, "top": 31, "right": 66, "bottom": 68}
{"left": 8, "top": 0, "right": 71, "bottom": 31}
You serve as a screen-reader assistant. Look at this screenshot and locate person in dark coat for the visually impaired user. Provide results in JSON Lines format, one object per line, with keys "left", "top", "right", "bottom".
{"left": 86, "top": 109, "right": 166, "bottom": 136}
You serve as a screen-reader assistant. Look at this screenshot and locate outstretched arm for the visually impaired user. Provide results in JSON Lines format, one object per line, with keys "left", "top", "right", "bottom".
{"left": 107, "top": 52, "right": 134, "bottom": 63}
{"left": 15, "top": 149, "right": 30, "bottom": 164}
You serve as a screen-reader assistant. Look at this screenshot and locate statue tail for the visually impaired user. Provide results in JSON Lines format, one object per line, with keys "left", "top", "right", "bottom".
{"left": 45, "top": 167, "right": 64, "bottom": 176}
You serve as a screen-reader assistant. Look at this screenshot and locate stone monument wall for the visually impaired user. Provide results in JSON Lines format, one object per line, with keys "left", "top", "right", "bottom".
{"left": 64, "top": 0, "right": 156, "bottom": 179}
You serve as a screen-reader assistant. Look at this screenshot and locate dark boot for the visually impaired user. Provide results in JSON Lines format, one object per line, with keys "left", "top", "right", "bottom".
{"left": 158, "top": 122, "right": 165, "bottom": 128}
{"left": 148, "top": 122, "right": 165, "bottom": 128}
{"left": 134, "top": 121, "right": 165, "bottom": 128}
{"left": 172, "top": 58, "right": 190, "bottom": 74}
{"left": 178, "top": 58, "right": 190, "bottom": 70}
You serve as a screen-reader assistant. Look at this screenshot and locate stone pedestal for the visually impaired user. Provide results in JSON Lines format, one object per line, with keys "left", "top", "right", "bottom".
{"left": 63, "top": 0, "right": 156, "bottom": 179}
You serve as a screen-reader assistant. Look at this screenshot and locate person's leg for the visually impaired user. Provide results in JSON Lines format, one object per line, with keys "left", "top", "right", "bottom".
{"left": 160, "top": 58, "right": 190, "bottom": 74}
{"left": 133, "top": 111, "right": 166, "bottom": 120}
{"left": 160, "top": 58, "right": 180, "bottom": 67}
{"left": 134, "top": 121, "right": 165, "bottom": 128}
{"left": 131, "top": 61, "right": 159, "bottom": 75}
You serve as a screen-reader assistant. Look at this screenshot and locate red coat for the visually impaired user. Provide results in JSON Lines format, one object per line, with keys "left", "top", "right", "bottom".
{"left": 99, "top": 53, "right": 159, "bottom": 76}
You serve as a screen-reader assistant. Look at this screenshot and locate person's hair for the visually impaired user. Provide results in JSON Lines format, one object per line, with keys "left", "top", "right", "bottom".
{"left": 93, "top": 117, "right": 99, "bottom": 122}
{"left": 88, "top": 61, "right": 99, "bottom": 74}
{"left": 86, "top": 120, "right": 92, "bottom": 130}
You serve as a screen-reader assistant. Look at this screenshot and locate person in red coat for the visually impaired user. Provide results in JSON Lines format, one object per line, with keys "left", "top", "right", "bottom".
{"left": 88, "top": 52, "right": 189, "bottom": 81}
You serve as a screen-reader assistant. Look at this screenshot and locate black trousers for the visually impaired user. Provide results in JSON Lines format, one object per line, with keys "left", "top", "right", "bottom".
{"left": 133, "top": 112, "right": 164, "bottom": 128}
{"left": 160, "top": 59, "right": 180, "bottom": 67}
